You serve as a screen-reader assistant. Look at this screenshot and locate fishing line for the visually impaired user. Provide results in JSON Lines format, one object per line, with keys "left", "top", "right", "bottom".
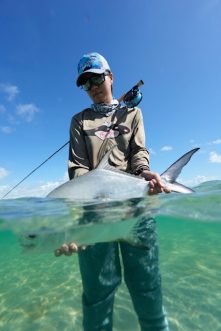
{"left": 1, "top": 80, "right": 144, "bottom": 199}
{"left": 1, "top": 141, "right": 69, "bottom": 199}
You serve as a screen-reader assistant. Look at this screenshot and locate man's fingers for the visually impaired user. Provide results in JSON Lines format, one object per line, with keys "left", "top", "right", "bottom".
{"left": 149, "top": 179, "right": 157, "bottom": 188}
{"left": 54, "top": 242, "right": 86, "bottom": 257}
{"left": 69, "top": 242, "right": 78, "bottom": 252}
{"left": 148, "top": 184, "right": 171, "bottom": 195}
{"left": 61, "top": 243, "right": 69, "bottom": 253}
{"left": 54, "top": 248, "right": 62, "bottom": 256}
{"left": 148, "top": 183, "right": 165, "bottom": 195}
{"left": 54, "top": 243, "right": 72, "bottom": 257}
{"left": 164, "top": 187, "right": 171, "bottom": 193}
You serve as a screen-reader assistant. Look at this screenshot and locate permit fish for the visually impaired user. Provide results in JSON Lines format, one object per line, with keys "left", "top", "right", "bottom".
{"left": 47, "top": 147, "right": 200, "bottom": 201}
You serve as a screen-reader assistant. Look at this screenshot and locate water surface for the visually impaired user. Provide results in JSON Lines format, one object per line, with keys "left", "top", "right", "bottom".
{"left": 0, "top": 180, "right": 221, "bottom": 330}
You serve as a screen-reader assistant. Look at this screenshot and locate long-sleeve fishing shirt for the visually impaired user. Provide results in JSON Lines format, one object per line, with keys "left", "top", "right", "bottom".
{"left": 68, "top": 106, "right": 150, "bottom": 179}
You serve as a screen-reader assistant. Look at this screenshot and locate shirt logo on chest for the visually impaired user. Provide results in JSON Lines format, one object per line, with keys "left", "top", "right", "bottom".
{"left": 84, "top": 120, "right": 130, "bottom": 141}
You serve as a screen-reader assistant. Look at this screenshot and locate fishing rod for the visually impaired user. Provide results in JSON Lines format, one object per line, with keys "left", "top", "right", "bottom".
{"left": 1, "top": 80, "right": 144, "bottom": 199}
{"left": 1, "top": 141, "right": 69, "bottom": 199}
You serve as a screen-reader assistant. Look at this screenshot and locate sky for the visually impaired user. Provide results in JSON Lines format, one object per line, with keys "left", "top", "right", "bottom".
{"left": 0, "top": 0, "right": 221, "bottom": 198}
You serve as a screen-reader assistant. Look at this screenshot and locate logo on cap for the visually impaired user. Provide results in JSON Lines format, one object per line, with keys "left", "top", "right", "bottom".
{"left": 78, "top": 56, "right": 103, "bottom": 74}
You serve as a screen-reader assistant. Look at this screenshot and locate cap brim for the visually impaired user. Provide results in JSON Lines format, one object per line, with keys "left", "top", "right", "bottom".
{"left": 76, "top": 69, "right": 106, "bottom": 86}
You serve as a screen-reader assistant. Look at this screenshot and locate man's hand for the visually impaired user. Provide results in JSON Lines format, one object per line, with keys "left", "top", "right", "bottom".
{"left": 54, "top": 242, "right": 86, "bottom": 257}
{"left": 140, "top": 170, "right": 171, "bottom": 195}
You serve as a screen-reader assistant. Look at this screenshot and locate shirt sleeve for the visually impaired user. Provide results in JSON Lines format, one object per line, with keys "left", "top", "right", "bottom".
{"left": 130, "top": 108, "right": 150, "bottom": 174}
{"left": 68, "top": 115, "right": 91, "bottom": 179}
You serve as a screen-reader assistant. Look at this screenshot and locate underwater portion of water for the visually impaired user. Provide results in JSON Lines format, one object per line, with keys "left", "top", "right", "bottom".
{"left": 0, "top": 180, "right": 221, "bottom": 330}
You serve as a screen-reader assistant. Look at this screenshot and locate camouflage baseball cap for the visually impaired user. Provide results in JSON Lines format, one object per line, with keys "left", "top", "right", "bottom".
{"left": 76, "top": 52, "right": 111, "bottom": 86}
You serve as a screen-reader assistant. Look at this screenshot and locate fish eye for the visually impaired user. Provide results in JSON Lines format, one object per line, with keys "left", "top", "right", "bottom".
{"left": 26, "top": 233, "right": 37, "bottom": 239}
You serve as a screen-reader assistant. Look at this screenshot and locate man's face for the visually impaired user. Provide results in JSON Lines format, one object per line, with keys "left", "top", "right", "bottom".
{"left": 81, "top": 72, "right": 113, "bottom": 104}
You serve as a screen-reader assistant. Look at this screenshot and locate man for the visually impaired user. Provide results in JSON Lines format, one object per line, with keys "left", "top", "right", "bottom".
{"left": 56, "top": 52, "right": 170, "bottom": 331}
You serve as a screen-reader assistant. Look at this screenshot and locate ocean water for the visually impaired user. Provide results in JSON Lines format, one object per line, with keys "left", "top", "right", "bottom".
{"left": 0, "top": 180, "right": 221, "bottom": 331}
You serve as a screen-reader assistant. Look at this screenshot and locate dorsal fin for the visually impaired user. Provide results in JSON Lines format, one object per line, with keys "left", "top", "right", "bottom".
{"left": 96, "top": 143, "right": 117, "bottom": 170}
{"left": 97, "top": 139, "right": 116, "bottom": 165}
{"left": 160, "top": 148, "right": 200, "bottom": 182}
{"left": 95, "top": 144, "right": 145, "bottom": 182}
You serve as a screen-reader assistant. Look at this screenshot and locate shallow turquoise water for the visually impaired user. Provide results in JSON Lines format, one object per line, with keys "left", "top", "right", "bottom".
{"left": 0, "top": 181, "right": 221, "bottom": 330}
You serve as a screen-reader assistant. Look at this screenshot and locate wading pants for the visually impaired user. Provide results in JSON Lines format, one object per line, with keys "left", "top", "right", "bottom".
{"left": 78, "top": 218, "right": 169, "bottom": 331}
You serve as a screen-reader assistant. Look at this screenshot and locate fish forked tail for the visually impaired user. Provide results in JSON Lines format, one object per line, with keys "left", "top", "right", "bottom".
{"left": 160, "top": 148, "right": 200, "bottom": 193}
{"left": 97, "top": 143, "right": 200, "bottom": 194}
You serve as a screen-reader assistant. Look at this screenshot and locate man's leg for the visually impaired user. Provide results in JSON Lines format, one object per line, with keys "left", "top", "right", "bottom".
{"left": 120, "top": 218, "right": 169, "bottom": 331}
{"left": 78, "top": 242, "right": 121, "bottom": 331}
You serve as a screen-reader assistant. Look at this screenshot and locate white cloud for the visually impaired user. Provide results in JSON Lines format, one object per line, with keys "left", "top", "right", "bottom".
{"left": 1, "top": 179, "right": 65, "bottom": 199}
{"left": 0, "top": 169, "right": 68, "bottom": 199}
{"left": 0, "top": 83, "right": 19, "bottom": 101}
{"left": 16, "top": 103, "right": 39, "bottom": 122}
{"left": 212, "top": 139, "right": 221, "bottom": 145}
{"left": 0, "top": 126, "right": 14, "bottom": 134}
{"left": 181, "top": 175, "right": 219, "bottom": 187}
{"left": 0, "top": 167, "right": 9, "bottom": 180}
{"left": 36, "top": 181, "right": 61, "bottom": 195}
{"left": 161, "top": 146, "right": 173, "bottom": 152}
{"left": 209, "top": 151, "right": 221, "bottom": 164}
{"left": 0, "top": 185, "right": 8, "bottom": 197}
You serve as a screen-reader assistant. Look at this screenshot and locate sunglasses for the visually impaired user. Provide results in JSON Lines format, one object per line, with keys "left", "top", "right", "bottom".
{"left": 81, "top": 73, "right": 109, "bottom": 91}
